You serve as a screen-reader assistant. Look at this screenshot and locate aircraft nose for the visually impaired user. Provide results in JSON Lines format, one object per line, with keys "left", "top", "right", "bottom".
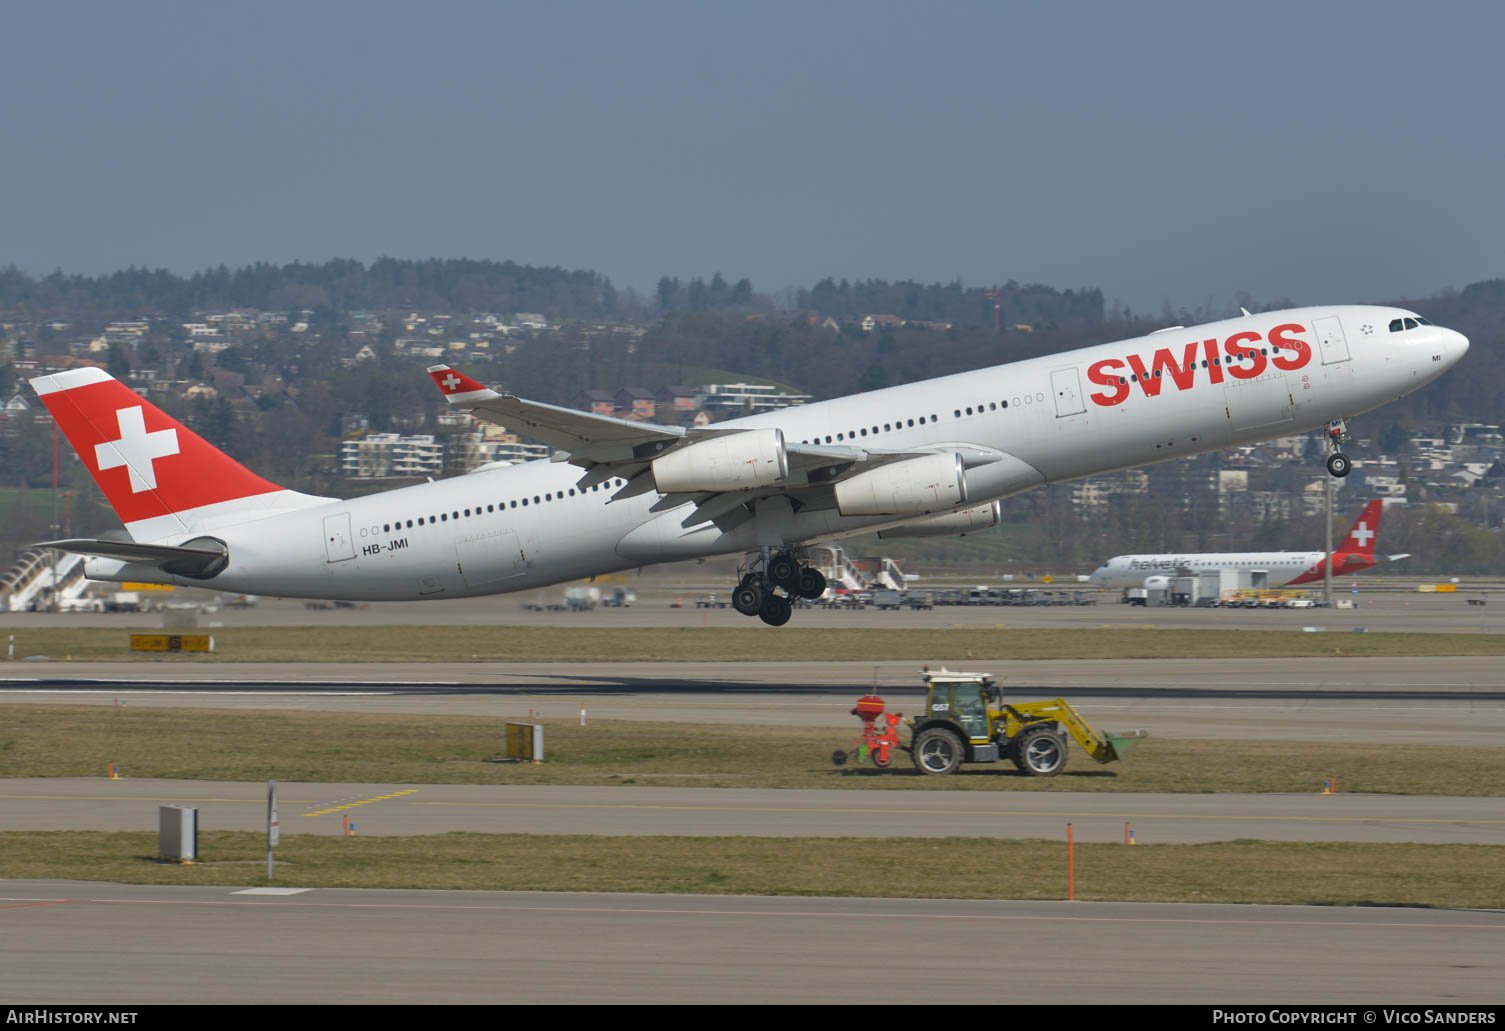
{"left": 1443, "top": 328, "right": 1470, "bottom": 366}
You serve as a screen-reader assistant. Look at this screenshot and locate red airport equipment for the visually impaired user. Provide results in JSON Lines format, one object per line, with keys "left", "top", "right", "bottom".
{"left": 832, "top": 695, "right": 904, "bottom": 768}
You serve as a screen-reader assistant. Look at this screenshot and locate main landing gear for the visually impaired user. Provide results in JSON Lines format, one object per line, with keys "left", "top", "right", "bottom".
{"left": 732, "top": 548, "right": 827, "bottom": 627}
{"left": 1324, "top": 418, "right": 1352, "bottom": 478}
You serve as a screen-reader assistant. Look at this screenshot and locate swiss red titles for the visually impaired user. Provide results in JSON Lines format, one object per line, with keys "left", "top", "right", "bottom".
{"left": 1086, "top": 323, "right": 1312, "bottom": 406}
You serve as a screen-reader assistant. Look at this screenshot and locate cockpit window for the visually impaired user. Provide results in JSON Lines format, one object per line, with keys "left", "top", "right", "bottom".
{"left": 1403, "top": 318, "right": 1419, "bottom": 330}
{"left": 1388, "top": 319, "right": 1403, "bottom": 332}
{"left": 1414, "top": 316, "right": 1431, "bottom": 326}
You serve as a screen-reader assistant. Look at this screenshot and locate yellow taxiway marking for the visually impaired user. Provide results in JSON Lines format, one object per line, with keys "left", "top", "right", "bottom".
{"left": 304, "top": 789, "right": 418, "bottom": 816}
{"left": 410, "top": 800, "right": 1505, "bottom": 825}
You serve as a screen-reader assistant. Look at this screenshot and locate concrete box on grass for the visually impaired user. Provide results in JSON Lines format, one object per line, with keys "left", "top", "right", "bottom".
{"left": 159, "top": 805, "right": 198, "bottom": 861}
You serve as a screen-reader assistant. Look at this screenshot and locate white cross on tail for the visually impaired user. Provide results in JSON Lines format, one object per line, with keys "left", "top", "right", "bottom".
{"left": 95, "top": 406, "right": 180, "bottom": 492}
{"left": 1349, "top": 522, "right": 1374, "bottom": 547}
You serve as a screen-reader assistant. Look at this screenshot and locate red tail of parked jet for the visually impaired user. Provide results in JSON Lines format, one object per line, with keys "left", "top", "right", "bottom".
{"left": 1285, "top": 498, "right": 1387, "bottom": 584}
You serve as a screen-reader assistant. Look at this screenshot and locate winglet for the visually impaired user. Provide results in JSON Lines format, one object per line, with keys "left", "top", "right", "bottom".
{"left": 427, "top": 365, "right": 500, "bottom": 404}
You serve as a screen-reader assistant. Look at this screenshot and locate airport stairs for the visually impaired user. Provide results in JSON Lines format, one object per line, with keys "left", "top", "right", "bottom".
{"left": 1, "top": 548, "right": 90, "bottom": 612}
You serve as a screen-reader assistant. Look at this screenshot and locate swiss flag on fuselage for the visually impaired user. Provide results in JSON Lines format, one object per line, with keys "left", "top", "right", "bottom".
{"left": 30, "top": 368, "right": 284, "bottom": 525}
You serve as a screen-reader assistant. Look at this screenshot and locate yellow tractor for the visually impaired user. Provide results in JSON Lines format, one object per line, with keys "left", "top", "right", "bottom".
{"left": 909, "top": 668, "right": 1146, "bottom": 776}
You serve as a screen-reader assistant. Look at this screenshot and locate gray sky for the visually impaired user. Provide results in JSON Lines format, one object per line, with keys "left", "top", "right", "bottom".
{"left": 3, "top": 1, "right": 1501, "bottom": 312}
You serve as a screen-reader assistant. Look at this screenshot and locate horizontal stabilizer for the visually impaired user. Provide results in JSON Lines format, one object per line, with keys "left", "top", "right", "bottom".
{"left": 34, "top": 538, "right": 229, "bottom": 579}
{"left": 1384, "top": 553, "right": 1411, "bottom": 563}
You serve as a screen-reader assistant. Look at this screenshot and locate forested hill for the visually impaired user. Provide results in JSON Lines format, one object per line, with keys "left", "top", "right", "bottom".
{"left": 795, "top": 277, "right": 1103, "bottom": 328}
{"left": 0, "top": 259, "right": 1103, "bottom": 331}
{"left": 0, "top": 259, "right": 620, "bottom": 321}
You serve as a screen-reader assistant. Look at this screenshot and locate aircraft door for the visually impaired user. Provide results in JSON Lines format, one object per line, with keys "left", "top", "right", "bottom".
{"left": 1050, "top": 367, "right": 1086, "bottom": 417}
{"left": 455, "top": 529, "right": 528, "bottom": 587}
{"left": 1313, "top": 316, "right": 1351, "bottom": 365}
{"left": 323, "top": 513, "right": 355, "bottom": 563}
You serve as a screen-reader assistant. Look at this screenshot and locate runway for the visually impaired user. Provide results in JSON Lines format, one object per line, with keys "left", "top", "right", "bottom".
{"left": 4, "top": 778, "right": 1502, "bottom": 844}
{"left": 2, "top": 880, "right": 1501, "bottom": 1004}
{"left": 5, "top": 655, "right": 1505, "bottom": 745}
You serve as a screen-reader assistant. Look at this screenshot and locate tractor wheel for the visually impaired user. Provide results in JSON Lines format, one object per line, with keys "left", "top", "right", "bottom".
{"left": 912, "top": 727, "right": 964, "bottom": 775}
{"left": 831, "top": 750, "right": 848, "bottom": 766}
{"left": 872, "top": 750, "right": 892, "bottom": 768}
{"left": 1011, "top": 727, "right": 1068, "bottom": 777}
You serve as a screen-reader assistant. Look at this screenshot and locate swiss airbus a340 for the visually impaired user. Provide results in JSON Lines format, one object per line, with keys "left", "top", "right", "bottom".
{"left": 30, "top": 306, "right": 1466, "bottom": 626}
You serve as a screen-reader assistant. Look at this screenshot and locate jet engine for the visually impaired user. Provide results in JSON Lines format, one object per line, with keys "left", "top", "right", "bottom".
{"left": 652, "top": 429, "right": 789, "bottom": 493}
{"left": 834, "top": 452, "right": 967, "bottom": 516}
{"left": 877, "top": 500, "right": 1001, "bottom": 539}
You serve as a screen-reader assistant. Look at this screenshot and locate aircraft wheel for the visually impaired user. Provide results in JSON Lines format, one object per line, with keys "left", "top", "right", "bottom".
{"left": 758, "top": 594, "right": 792, "bottom": 626}
{"left": 1011, "top": 727, "right": 1068, "bottom": 777}
{"left": 732, "top": 583, "right": 763, "bottom": 616}
{"left": 1326, "top": 452, "right": 1352, "bottom": 478}
{"left": 767, "top": 552, "right": 801, "bottom": 590}
{"left": 797, "top": 566, "right": 827, "bottom": 600}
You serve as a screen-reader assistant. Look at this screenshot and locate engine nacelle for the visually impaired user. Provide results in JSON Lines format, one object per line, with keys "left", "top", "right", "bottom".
{"left": 877, "top": 500, "right": 1001, "bottom": 539}
{"left": 835, "top": 452, "right": 967, "bottom": 516}
{"left": 652, "top": 429, "right": 788, "bottom": 493}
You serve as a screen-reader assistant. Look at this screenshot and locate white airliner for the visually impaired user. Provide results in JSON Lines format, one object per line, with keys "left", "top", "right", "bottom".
{"left": 29, "top": 305, "right": 1466, "bottom": 626}
{"left": 1088, "top": 498, "right": 1409, "bottom": 588}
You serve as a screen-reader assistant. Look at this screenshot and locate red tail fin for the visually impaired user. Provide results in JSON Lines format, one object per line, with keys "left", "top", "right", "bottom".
{"left": 1342, "top": 499, "right": 1383, "bottom": 557}
{"left": 30, "top": 368, "right": 310, "bottom": 539}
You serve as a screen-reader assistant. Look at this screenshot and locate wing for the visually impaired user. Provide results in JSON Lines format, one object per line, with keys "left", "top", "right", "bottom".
{"left": 428, "top": 366, "right": 1010, "bottom": 531}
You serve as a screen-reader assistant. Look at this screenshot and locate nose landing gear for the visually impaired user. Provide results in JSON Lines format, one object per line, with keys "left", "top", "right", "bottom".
{"left": 1324, "top": 419, "right": 1352, "bottom": 478}
{"left": 733, "top": 548, "right": 827, "bottom": 626}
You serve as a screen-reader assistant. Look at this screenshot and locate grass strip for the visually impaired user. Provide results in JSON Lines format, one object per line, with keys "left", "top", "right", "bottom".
{"left": 4, "top": 625, "right": 1505, "bottom": 663}
{"left": 3, "top": 706, "right": 1502, "bottom": 795}
{"left": 2, "top": 831, "right": 1501, "bottom": 908}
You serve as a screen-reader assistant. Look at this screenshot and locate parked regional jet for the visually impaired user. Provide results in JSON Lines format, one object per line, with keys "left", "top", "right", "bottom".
{"left": 1088, "top": 498, "right": 1410, "bottom": 588}
{"left": 29, "top": 305, "right": 1466, "bottom": 626}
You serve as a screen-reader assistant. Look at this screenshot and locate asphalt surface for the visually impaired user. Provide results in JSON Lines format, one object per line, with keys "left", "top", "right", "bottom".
{"left": 4, "top": 778, "right": 1502, "bottom": 844}
{"left": 3, "top": 881, "right": 1501, "bottom": 1004}
{"left": 5, "top": 655, "right": 1504, "bottom": 745}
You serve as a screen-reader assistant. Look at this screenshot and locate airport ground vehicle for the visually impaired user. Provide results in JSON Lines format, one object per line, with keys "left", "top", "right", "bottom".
{"left": 906, "top": 668, "right": 1144, "bottom": 776}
